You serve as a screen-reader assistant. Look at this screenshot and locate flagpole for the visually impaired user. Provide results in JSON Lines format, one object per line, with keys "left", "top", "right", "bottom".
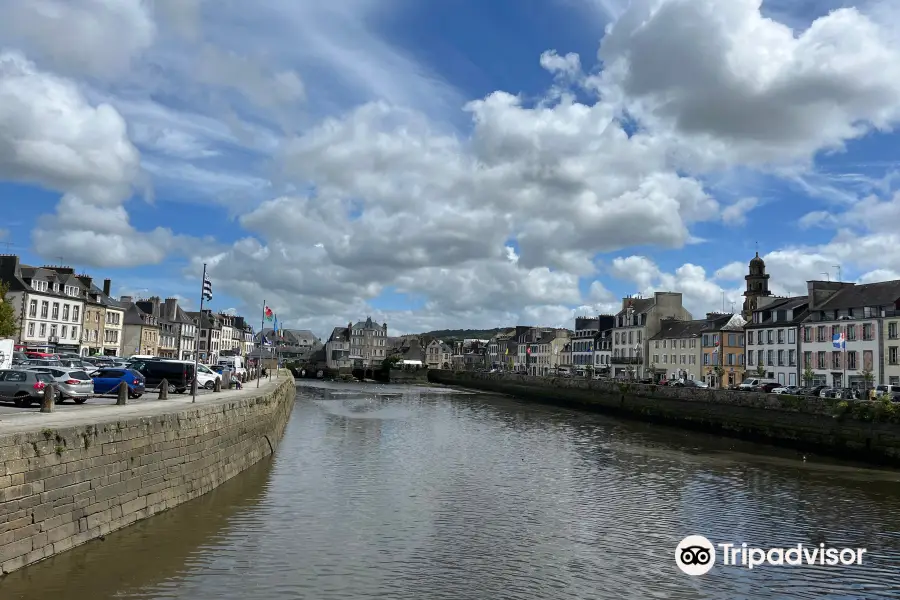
{"left": 843, "top": 324, "right": 847, "bottom": 392}
{"left": 192, "top": 263, "right": 207, "bottom": 403}
{"left": 257, "top": 299, "right": 264, "bottom": 389}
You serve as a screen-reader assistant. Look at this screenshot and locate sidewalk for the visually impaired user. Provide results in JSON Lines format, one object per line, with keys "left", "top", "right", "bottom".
{"left": 0, "top": 373, "right": 293, "bottom": 435}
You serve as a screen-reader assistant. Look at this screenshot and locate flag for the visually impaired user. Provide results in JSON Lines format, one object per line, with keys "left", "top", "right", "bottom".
{"left": 505, "top": 347, "right": 509, "bottom": 355}
{"left": 202, "top": 274, "right": 212, "bottom": 302}
{"left": 264, "top": 306, "right": 273, "bottom": 321}
{"left": 832, "top": 331, "right": 846, "bottom": 350}
{"left": 273, "top": 315, "right": 278, "bottom": 336}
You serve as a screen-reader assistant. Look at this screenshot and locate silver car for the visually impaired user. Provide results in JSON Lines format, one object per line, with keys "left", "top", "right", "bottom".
{"left": 0, "top": 370, "right": 56, "bottom": 407}
{"left": 24, "top": 368, "right": 94, "bottom": 403}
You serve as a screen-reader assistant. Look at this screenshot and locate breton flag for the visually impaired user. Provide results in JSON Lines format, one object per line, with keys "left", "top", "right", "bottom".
{"left": 202, "top": 274, "right": 213, "bottom": 302}
{"left": 264, "top": 306, "right": 274, "bottom": 321}
{"left": 832, "top": 331, "right": 846, "bottom": 350}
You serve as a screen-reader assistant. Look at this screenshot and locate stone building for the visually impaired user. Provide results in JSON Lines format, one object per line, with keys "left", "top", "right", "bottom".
{"left": 348, "top": 317, "right": 388, "bottom": 368}
{"left": 121, "top": 298, "right": 160, "bottom": 356}
{"left": 611, "top": 293, "right": 692, "bottom": 380}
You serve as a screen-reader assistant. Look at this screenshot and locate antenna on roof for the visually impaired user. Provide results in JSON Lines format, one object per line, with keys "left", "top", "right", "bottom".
{"left": 821, "top": 272, "right": 830, "bottom": 282}
{"left": 833, "top": 265, "right": 841, "bottom": 282}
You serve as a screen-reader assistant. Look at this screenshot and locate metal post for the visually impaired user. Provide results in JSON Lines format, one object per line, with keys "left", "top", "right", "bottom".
{"left": 192, "top": 263, "right": 207, "bottom": 403}
{"left": 258, "top": 299, "right": 265, "bottom": 389}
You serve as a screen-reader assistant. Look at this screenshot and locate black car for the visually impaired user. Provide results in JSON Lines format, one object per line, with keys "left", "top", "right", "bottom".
{"left": 129, "top": 359, "right": 195, "bottom": 393}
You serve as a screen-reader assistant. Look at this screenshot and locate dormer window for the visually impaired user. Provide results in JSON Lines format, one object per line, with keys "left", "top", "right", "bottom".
{"left": 31, "top": 280, "right": 49, "bottom": 292}
{"left": 53, "top": 283, "right": 60, "bottom": 292}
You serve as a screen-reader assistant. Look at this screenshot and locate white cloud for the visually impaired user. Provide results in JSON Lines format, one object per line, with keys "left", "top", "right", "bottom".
{"left": 0, "top": 0, "right": 156, "bottom": 77}
{"left": 721, "top": 197, "right": 759, "bottom": 226}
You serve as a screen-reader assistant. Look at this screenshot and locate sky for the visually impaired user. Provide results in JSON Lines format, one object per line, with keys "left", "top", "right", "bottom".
{"left": 2, "top": 0, "right": 900, "bottom": 339}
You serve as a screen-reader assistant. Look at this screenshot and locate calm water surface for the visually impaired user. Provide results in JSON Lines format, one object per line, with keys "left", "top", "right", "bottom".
{"left": 3, "top": 381, "right": 900, "bottom": 599}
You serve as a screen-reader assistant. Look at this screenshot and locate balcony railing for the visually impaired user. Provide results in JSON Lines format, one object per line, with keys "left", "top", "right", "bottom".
{"left": 611, "top": 356, "right": 643, "bottom": 365}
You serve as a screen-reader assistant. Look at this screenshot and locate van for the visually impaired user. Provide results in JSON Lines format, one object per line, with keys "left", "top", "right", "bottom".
{"left": 738, "top": 378, "right": 778, "bottom": 391}
{"left": 217, "top": 356, "right": 246, "bottom": 378}
{"left": 876, "top": 384, "right": 900, "bottom": 396}
{"left": 129, "top": 359, "right": 195, "bottom": 393}
{"left": 161, "top": 359, "right": 222, "bottom": 389}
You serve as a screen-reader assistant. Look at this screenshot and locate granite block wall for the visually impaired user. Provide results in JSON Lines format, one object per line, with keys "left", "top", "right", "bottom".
{"left": 0, "top": 374, "right": 296, "bottom": 575}
{"left": 428, "top": 371, "right": 900, "bottom": 464}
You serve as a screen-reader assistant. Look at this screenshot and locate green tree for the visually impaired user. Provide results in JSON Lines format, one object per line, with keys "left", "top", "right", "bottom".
{"left": 0, "top": 282, "right": 18, "bottom": 338}
{"left": 381, "top": 355, "right": 401, "bottom": 371}
{"left": 862, "top": 369, "right": 874, "bottom": 395}
{"left": 803, "top": 365, "right": 814, "bottom": 387}
{"left": 714, "top": 365, "right": 726, "bottom": 388}
{"left": 755, "top": 363, "right": 766, "bottom": 378}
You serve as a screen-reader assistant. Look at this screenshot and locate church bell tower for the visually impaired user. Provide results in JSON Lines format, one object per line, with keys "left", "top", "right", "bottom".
{"left": 742, "top": 252, "right": 772, "bottom": 320}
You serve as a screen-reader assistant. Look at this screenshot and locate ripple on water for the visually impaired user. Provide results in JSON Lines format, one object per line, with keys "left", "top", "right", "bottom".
{"left": 2, "top": 382, "right": 900, "bottom": 600}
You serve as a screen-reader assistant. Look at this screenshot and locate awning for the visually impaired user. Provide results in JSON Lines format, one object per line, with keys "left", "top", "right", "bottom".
{"left": 401, "top": 360, "right": 423, "bottom": 366}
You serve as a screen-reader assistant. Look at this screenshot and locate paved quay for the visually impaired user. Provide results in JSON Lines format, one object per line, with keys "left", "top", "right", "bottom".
{"left": 0, "top": 375, "right": 291, "bottom": 432}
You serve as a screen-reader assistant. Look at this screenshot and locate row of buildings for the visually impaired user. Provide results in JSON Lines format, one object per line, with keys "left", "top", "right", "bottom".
{"left": 0, "top": 255, "right": 261, "bottom": 363}
{"left": 450, "top": 253, "right": 900, "bottom": 390}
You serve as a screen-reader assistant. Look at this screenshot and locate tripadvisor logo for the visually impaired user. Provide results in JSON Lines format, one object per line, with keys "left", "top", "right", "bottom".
{"left": 675, "top": 536, "right": 867, "bottom": 575}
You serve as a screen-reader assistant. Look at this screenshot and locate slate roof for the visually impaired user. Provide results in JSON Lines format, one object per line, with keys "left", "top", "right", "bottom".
{"left": 650, "top": 319, "right": 710, "bottom": 340}
{"left": 616, "top": 297, "right": 654, "bottom": 317}
{"left": 744, "top": 296, "right": 809, "bottom": 329}
{"left": 328, "top": 326, "right": 350, "bottom": 343}
{"left": 817, "top": 280, "right": 900, "bottom": 312}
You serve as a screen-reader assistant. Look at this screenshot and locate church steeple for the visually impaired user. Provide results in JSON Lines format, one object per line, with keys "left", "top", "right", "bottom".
{"left": 742, "top": 252, "right": 772, "bottom": 319}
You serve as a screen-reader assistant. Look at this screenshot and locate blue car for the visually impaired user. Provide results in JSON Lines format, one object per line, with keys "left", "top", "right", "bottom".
{"left": 91, "top": 368, "right": 145, "bottom": 398}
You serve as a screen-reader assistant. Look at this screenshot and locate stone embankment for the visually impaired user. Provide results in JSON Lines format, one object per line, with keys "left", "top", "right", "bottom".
{"left": 428, "top": 371, "right": 900, "bottom": 464}
{"left": 0, "top": 372, "right": 296, "bottom": 575}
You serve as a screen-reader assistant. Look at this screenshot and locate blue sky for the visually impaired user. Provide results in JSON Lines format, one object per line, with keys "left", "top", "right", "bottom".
{"left": 1, "top": 0, "right": 900, "bottom": 337}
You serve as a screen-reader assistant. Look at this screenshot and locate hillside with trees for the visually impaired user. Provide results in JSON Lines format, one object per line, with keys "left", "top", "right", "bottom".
{"left": 419, "top": 328, "right": 506, "bottom": 341}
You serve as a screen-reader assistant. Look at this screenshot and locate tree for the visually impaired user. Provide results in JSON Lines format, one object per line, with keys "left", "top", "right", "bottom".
{"left": 755, "top": 363, "right": 766, "bottom": 378}
{"left": 803, "top": 364, "right": 814, "bottom": 387}
{"left": 0, "top": 282, "right": 18, "bottom": 338}
{"left": 381, "top": 356, "right": 401, "bottom": 372}
{"left": 585, "top": 364, "right": 594, "bottom": 378}
{"left": 862, "top": 369, "right": 874, "bottom": 395}
{"left": 714, "top": 365, "right": 726, "bottom": 388}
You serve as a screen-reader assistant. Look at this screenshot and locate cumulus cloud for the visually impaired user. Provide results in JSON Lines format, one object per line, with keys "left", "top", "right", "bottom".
{"left": 0, "top": 0, "right": 156, "bottom": 77}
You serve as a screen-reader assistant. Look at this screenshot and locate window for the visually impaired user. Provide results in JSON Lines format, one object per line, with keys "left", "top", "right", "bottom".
{"left": 728, "top": 334, "right": 736, "bottom": 346}
{"left": 670, "top": 354, "right": 675, "bottom": 364}
{"left": 748, "top": 352, "right": 754, "bottom": 365}
{"left": 767, "top": 330, "right": 774, "bottom": 344}
{"left": 62, "top": 305, "right": 69, "bottom": 320}
{"left": 702, "top": 353, "right": 709, "bottom": 365}
{"left": 777, "top": 330, "right": 785, "bottom": 344}
{"left": 39, "top": 324, "right": 46, "bottom": 337}
{"left": 803, "top": 327, "right": 812, "bottom": 343}
{"left": 702, "top": 334, "right": 709, "bottom": 346}
{"left": 832, "top": 351, "right": 841, "bottom": 370}
{"left": 757, "top": 331, "right": 764, "bottom": 344}
{"left": 681, "top": 354, "right": 686, "bottom": 364}
{"left": 789, "top": 350, "right": 796, "bottom": 366}
{"left": 28, "top": 300, "right": 37, "bottom": 317}
{"left": 788, "top": 329, "right": 795, "bottom": 344}
{"left": 890, "top": 347, "right": 899, "bottom": 365}
{"left": 727, "top": 353, "right": 735, "bottom": 366}
{"left": 890, "top": 322, "right": 899, "bottom": 340}
{"left": 50, "top": 325, "right": 57, "bottom": 337}
{"left": 817, "top": 351, "right": 826, "bottom": 370}
{"left": 848, "top": 351, "right": 858, "bottom": 370}
{"left": 41, "top": 301, "right": 48, "bottom": 318}
{"left": 654, "top": 340, "right": 659, "bottom": 349}
{"left": 662, "top": 340, "right": 667, "bottom": 349}
{"left": 28, "top": 323, "right": 35, "bottom": 336}
{"left": 777, "top": 350, "right": 784, "bottom": 366}
{"left": 863, "top": 323, "right": 874, "bottom": 341}
{"left": 767, "top": 350, "right": 774, "bottom": 366}
{"left": 747, "top": 332, "right": 754, "bottom": 346}
{"left": 757, "top": 349, "right": 763, "bottom": 366}
{"left": 847, "top": 324, "right": 857, "bottom": 341}
{"left": 72, "top": 327, "right": 77, "bottom": 340}
{"left": 804, "top": 351, "right": 812, "bottom": 368}
{"left": 51, "top": 303, "right": 59, "bottom": 319}
{"left": 816, "top": 326, "right": 826, "bottom": 342}
{"left": 61, "top": 325, "right": 68, "bottom": 338}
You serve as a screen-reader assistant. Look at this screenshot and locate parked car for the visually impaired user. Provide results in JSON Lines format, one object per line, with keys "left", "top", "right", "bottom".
{"left": 20, "top": 358, "right": 63, "bottom": 368}
{"left": 738, "top": 378, "right": 779, "bottom": 391}
{"left": 753, "top": 382, "right": 781, "bottom": 393}
{"left": 680, "top": 379, "right": 709, "bottom": 388}
{"left": 12, "top": 351, "right": 28, "bottom": 366}
{"left": 129, "top": 359, "right": 195, "bottom": 393}
{"left": 0, "top": 369, "right": 56, "bottom": 407}
{"left": 161, "top": 360, "right": 221, "bottom": 389}
{"left": 24, "top": 367, "right": 94, "bottom": 403}
{"left": 91, "top": 368, "right": 145, "bottom": 399}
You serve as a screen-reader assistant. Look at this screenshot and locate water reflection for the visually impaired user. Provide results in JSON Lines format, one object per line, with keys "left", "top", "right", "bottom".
{"left": 2, "top": 380, "right": 899, "bottom": 599}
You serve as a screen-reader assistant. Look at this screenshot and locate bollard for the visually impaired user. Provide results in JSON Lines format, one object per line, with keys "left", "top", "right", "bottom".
{"left": 158, "top": 378, "right": 168, "bottom": 399}
{"left": 223, "top": 371, "right": 232, "bottom": 389}
{"left": 117, "top": 381, "right": 128, "bottom": 405}
{"left": 40, "top": 384, "right": 55, "bottom": 413}
{"left": 213, "top": 377, "right": 222, "bottom": 392}
{"left": 191, "top": 377, "right": 198, "bottom": 396}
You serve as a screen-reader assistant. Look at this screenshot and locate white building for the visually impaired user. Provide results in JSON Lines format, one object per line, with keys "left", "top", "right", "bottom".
{"left": 426, "top": 339, "right": 452, "bottom": 369}
{"left": 612, "top": 293, "right": 692, "bottom": 380}
{"left": 744, "top": 296, "right": 808, "bottom": 387}
{"left": 0, "top": 258, "right": 86, "bottom": 355}
{"left": 592, "top": 329, "right": 613, "bottom": 373}
{"left": 800, "top": 280, "right": 900, "bottom": 389}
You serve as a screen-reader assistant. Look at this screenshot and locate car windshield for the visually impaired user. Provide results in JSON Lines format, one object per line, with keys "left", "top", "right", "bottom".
{"left": 35, "top": 373, "right": 55, "bottom": 383}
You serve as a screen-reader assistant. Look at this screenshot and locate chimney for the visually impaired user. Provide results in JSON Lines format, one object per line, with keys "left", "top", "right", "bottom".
{"left": 164, "top": 298, "right": 178, "bottom": 321}
{"left": 76, "top": 275, "right": 92, "bottom": 290}
{"left": 120, "top": 295, "right": 133, "bottom": 304}
{"left": 0, "top": 255, "right": 19, "bottom": 282}
{"left": 103, "top": 278, "right": 111, "bottom": 297}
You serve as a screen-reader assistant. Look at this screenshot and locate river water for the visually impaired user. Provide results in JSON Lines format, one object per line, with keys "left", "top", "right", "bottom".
{"left": 3, "top": 380, "right": 900, "bottom": 599}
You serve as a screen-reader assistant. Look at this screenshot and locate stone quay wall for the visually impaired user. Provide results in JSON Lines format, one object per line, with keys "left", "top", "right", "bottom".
{"left": 428, "top": 371, "right": 900, "bottom": 464}
{"left": 0, "top": 373, "right": 296, "bottom": 575}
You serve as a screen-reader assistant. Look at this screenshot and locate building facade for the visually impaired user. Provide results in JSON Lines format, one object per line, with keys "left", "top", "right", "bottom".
{"left": 612, "top": 293, "right": 692, "bottom": 380}
{"left": 326, "top": 326, "right": 351, "bottom": 370}
{"left": 349, "top": 317, "right": 388, "bottom": 368}
{"left": 744, "top": 295, "right": 808, "bottom": 387}
{"left": 592, "top": 329, "right": 613, "bottom": 373}
{"left": 800, "top": 280, "right": 900, "bottom": 389}
{"left": 0, "top": 257, "right": 86, "bottom": 355}
{"left": 700, "top": 313, "right": 747, "bottom": 388}
{"left": 742, "top": 252, "right": 773, "bottom": 320}
{"left": 572, "top": 315, "right": 615, "bottom": 367}
{"left": 121, "top": 299, "right": 160, "bottom": 356}
{"left": 649, "top": 319, "right": 705, "bottom": 381}
{"left": 884, "top": 312, "right": 900, "bottom": 387}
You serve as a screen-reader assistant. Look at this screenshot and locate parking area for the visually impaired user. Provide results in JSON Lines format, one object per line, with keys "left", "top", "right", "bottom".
{"left": 0, "top": 385, "right": 223, "bottom": 416}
